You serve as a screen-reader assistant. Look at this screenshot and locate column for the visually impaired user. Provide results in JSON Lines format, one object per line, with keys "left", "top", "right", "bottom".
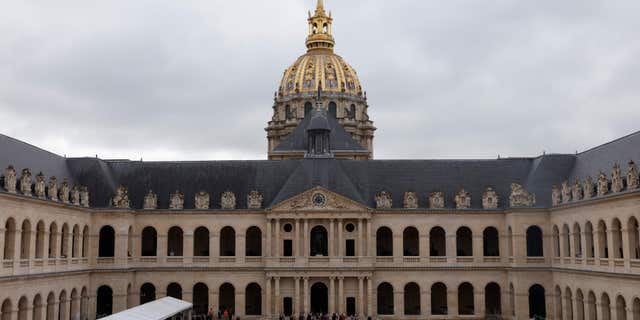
{"left": 184, "top": 232, "right": 194, "bottom": 260}
{"left": 329, "top": 220, "right": 335, "bottom": 256}
{"left": 367, "top": 277, "right": 373, "bottom": 317}
{"left": 266, "top": 219, "right": 272, "bottom": 257}
{"left": 265, "top": 277, "right": 272, "bottom": 317}
{"left": 446, "top": 233, "right": 456, "bottom": 262}
{"left": 304, "top": 277, "right": 310, "bottom": 314}
{"left": 59, "top": 296, "right": 70, "bottom": 320}
{"left": 394, "top": 289, "right": 404, "bottom": 316}
{"left": 157, "top": 233, "right": 167, "bottom": 259}
{"left": 338, "top": 220, "right": 343, "bottom": 257}
{"left": 14, "top": 229, "right": 22, "bottom": 266}
{"left": 419, "top": 232, "right": 429, "bottom": 258}
{"left": 607, "top": 229, "right": 616, "bottom": 266}
{"left": 367, "top": 220, "right": 373, "bottom": 257}
{"left": 358, "top": 277, "right": 364, "bottom": 316}
{"left": 474, "top": 288, "right": 484, "bottom": 316}
{"left": 421, "top": 288, "right": 429, "bottom": 317}
{"left": 237, "top": 233, "right": 246, "bottom": 259}
{"left": 275, "top": 277, "right": 281, "bottom": 316}
{"left": 210, "top": 230, "right": 219, "bottom": 258}
{"left": 294, "top": 277, "right": 300, "bottom": 316}
{"left": 447, "top": 287, "right": 458, "bottom": 316}
{"left": 29, "top": 225, "right": 36, "bottom": 260}
{"left": 0, "top": 227, "right": 5, "bottom": 260}
{"left": 622, "top": 228, "right": 632, "bottom": 268}
{"left": 236, "top": 290, "right": 245, "bottom": 318}
{"left": 275, "top": 219, "right": 280, "bottom": 257}
{"left": 473, "top": 233, "right": 483, "bottom": 261}
{"left": 582, "top": 230, "right": 589, "bottom": 266}
{"left": 338, "top": 277, "right": 344, "bottom": 314}
{"left": 295, "top": 219, "right": 300, "bottom": 257}
{"left": 358, "top": 219, "right": 363, "bottom": 256}
{"left": 329, "top": 277, "right": 336, "bottom": 314}
{"left": 304, "top": 220, "right": 309, "bottom": 257}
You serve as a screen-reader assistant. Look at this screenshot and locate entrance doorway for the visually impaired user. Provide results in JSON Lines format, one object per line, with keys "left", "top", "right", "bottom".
{"left": 346, "top": 297, "right": 356, "bottom": 316}
{"left": 283, "top": 297, "right": 293, "bottom": 317}
{"left": 310, "top": 226, "right": 328, "bottom": 256}
{"left": 311, "top": 283, "right": 328, "bottom": 314}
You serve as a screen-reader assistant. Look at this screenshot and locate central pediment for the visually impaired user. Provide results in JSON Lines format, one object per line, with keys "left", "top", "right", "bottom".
{"left": 270, "top": 186, "right": 369, "bottom": 212}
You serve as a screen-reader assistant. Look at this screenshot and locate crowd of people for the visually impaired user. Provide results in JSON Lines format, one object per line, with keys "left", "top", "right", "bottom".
{"left": 201, "top": 309, "right": 371, "bottom": 320}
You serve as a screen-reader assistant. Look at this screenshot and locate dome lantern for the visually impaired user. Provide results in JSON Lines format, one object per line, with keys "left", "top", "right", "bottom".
{"left": 306, "top": 0, "right": 334, "bottom": 52}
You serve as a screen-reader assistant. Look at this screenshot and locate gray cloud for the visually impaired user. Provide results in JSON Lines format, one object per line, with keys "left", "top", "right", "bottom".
{"left": 1, "top": 0, "right": 639, "bottom": 160}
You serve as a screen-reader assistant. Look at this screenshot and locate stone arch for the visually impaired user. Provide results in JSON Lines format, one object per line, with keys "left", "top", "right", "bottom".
{"left": 1, "top": 298, "right": 12, "bottom": 320}
{"left": 458, "top": 282, "right": 475, "bottom": 315}
{"left": 194, "top": 226, "right": 210, "bottom": 257}
{"left": 140, "top": 283, "right": 156, "bottom": 305}
{"left": 485, "top": 282, "right": 502, "bottom": 316}
{"left": 20, "top": 219, "right": 31, "bottom": 259}
{"left": 167, "top": 282, "right": 182, "bottom": 299}
{"left": 96, "top": 286, "right": 113, "bottom": 318}
{"left": 70, "top": 288, "right": 79, "bottom": 320}
{"left": 141, "top": 226, "right": 158, "bottom": 256}
{"left": 58, "top": 290, "right": 67, "bottom": 320}
{"left": 403, "top": 227, "right": 419, "bottom": 257}
{"left": 45, "top": 292, "right": 55, "bottom": 320}
{"left": 245, "top": 283, "right": 262, "bottom": 316}
{"left": 80, "top": 287, "right": 88, "bottom": 319}
{"left": 47, "top": 222, "right": 57, "bottom": 259}
{"left": 377, "top": 282, "right": 394, "bottom": 315}
{"left": 528, "top": 284, "right": 546, "bottom": 319}
{"left": 602, "top": 292, "right": 612, "bottom": 320}
{"left": 483, "top": 226, "right": 500, "bottom": 256}
{"left": 71, "top": 224, "right": 80, "bottom": 258}
{"left": 245, "top": 226, "right": 262, "bottom": 257}
{"left": 573, "top": 222, "right": 583, "bottom": 257}
{"left": 17, "top": 296, "right": 27, "bottom": 320}
{"left": 2, "top": 217, "right": 16, "bottom": 260}
{"left": 565, "top": 287, "right": 574, "bottom": 320}
{"left": 32, "top": 294, "right": 43, "bottom": 320}
{"left": 311, "top": 282, "right": 328, "bottom": 314}
{"left": 35, "top": 220, "right": 45, "bottom": 259}
{"left": 588, "top": 291, "right": 598, "bottom": 320}
{"left": 310, "top": 225, "right": 328, "bottom": 256}
{"left": 81, "top": 225, "right": 89, "bottom": 257}
{"left": 616, "top": 295, "right": 628, "bottom": 320}
{"left": 167, "top": 226, "right": 183, "bottom": 256}
{"left": 431, "top": 282, "right": 447, "bottom": 315}
{"left": 404, "top": 282, "right": 420, "bottom": 315}
{"left": 328, "top": 101, "right": 337, "bottom": 118}
{"left": 562, "top": 224, "right": 571, "bottom": 257}
{"left": 527, "top": 225, "right": 544, "bottom": 257}
{"left": 612, "top": 218, "right": 624, "bottom": 258}
{"left": 598, "top": 220, "right": 609, "bottom": 259}
{"left": 219, "top": 283, "right": 235, "bottom": 313}
{"left": 304, "top": 102, "right": 313, "bottom": 117}
{"left": 193, "top": 283, "right": 209, "bottom": 316}
{"left": 98, "top": 225, "right": 115, "bottom": 257}
{"left": 555, "top": 286, "right": 563, "bottom": 320}
{"left": 628, "top": 217, "right": 639, "bottom": 259}
{"left": 632, "top": 297, "right": 640, "bottom": 320}
{"left": 430, "top": 226, "right": 446, "bottom": 256}
{"left": 585, "top": 221, "right": 595, "bottom": 258}
{"left": 60, "top": 223, "right": 70, "bottom": 258}
{"left": 510, "top": 283, "right": 515, "bottom": 316}
{"left": 220, "top": 226, "right": 236, "bottom": 257}
{"left": 456, "top": 226, "right": 473, "bottom": 256}
{"left": 376, "top": 227, "right": 393, "bottom": 256}
{"left": 553, "top": 225, "right": 561, "bottom": 257}
{"left": 576, "top": 289, "right": 585, "bottom": 320}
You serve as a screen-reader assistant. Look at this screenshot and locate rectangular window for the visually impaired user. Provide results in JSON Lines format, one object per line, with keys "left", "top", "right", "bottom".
{"left": 346, "top": 239, "right": 355, "bottom": 256}
{"left": 284, "top": 240, "right": 293, "bottom": 257}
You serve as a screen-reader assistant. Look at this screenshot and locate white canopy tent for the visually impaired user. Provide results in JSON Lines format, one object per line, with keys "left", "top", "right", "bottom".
{"left": 100, "top": 297, "right": 193, "bottom": 320}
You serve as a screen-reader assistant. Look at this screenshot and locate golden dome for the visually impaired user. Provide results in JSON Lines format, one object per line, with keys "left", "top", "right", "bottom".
{"left": 278, "top": 0, "right": 363, "bottom": 98}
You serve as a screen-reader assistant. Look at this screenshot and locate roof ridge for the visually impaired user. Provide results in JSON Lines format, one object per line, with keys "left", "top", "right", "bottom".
{"left": 0, "top": 133, "right": 64, "bottom": 159}
{"left": 578, "top": 130, "right": 640, "bottom": 155}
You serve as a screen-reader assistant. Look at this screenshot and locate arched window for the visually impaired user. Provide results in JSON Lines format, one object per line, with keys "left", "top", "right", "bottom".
{"left": 576, "top": 289, "right": 585, "bottom": 320}
{"left": 48, "top": 222, "right": 57, "bottom": 259}
{"left": 430, "top": 227, "right": 446, "bottom": 256}
{"left": 167, "top": 226, "right": 183, "bottom": 256}
{"left": 485, "top": 282, "right": 502, "bottom": 316}
{"left": 140, "top": 283, "right": 156, "bottom": 305}
{"left": 285, "top": 105, "right": 292, "bottom": 120}
{"left": 18, "top": 296, "right": 27, "bottom": 320}
{"left": 404, "top": 282, "right": 420, "bottom": 315}
{"left": 598, "top": 220, "right": 609, "bottom": 258}
{"left": 632, "top": 298, "right": 640, "bottom": 320}
{"left": 431, "top": 282, "right": 448, "bottom": 315}
{"left": 456, "top": 227, "right": 473, "bottom": 256}
{"left": 348, "top": 104, "right": 356, "bottom": 120}
{"left": 141, "top": 227, "right": 157, "bottom": 256}
{"left": 220, "top": 227, "right": 236, "bottom": 256}
{"left": 167, "top": 283, "right": 182, "bottom": 299}
{"left": 627, "top": 217, "right": 639, "bottom": 259}
{"left": 246, "top": 227, "right": 262, "bottom": 256}
{"left": 310, "top": 226, "right": 328, "bottom": 256}
{"left": 573, "top": 223, "right": 583, "bottom": 257}
{"left": 612, "top": 218, "right": 624, "bottom": 259}
{"left": 304, "top": 102, "right": 313, "bottom": 117}
{"left": 616, "top": 296, "right": 627, "bottom": 320}
{"left": 587, "top": 291, "right": 598, "bottom": 320}
{"left": 80, "top": 288, "right": 88, "bottom": 320}
{"left": 32, "top": 294, "right": 43, "bottom": 320}
{"left": 403, "top": 227, "right": 419, "bottom": 256}
{"left": 72, "top": 225, "right": 80, "bottom": 258}
{"left": 376, "top": 227, "right": 393, "bottom": 256}
{"left": 526, "top": 226, "right": 544, "bottom": 257}
{"left": 554, "top": 286, "right": 563, "bottom": 320}
{"left": 46, "top": 293, "right": 55, "bottom": 320}
{"left": 377, "top": 283, "right": 394, "bottom": 315}
{"left": 194, "top": 227, "right": 210, "bottom": 257}
{"left": 96, "top": 286, "right": 113, "bottom": 318}
{"left": 98, "top": 226, "right": 115, "bottom": 257}
{"left": 562, "top": 224, "right": 571, "bottom": 257}
{"left": 602, "top": 293, "right": 612, "bottom": 320}
{"left": 219, "top": 283, "right": 235, "bottom": 313}
{"left": 82, "top": 226, "right": 89, "bottom": 258}
{"left": 245, "top": 283, "right": 262, "bottom": 316}
{"left": 510, "top": 283, "right": 515, "bottom": 316}
{"left": 565, "top": 287, "right": 574, "bottom": 320}
{"left": 1, "top": 299, "right": 12, "bottom": 320}
{"left": 61, "top": 223, "right": 69, "bottom": 258}
{"left": 483, "top": 227, "right": 500, "bottom": 256}
{"left": 35, "top": 221, "right": 45, "bottom": 259}
{"left": 529, "top": 284, "right": 546, "bottom": 319}
{"left": 553, "top": 225, "right": 561, "bottom": 257}
{"left": 458, "top": 282, "right": 475, "bottom": 315}
{"left": 70, "top": 289, "right": 79, "bottom": 320}
{"left": 328, "top": 102, "right": 337, "bottom": 118}
{"left": 193, "top": 283, "right": 209, "bottom": 316}
{"left": 3, "top": 218, "right": 16, "bottom": 260}
{"left": 585, "top": 222, "right": 595, "bottom": 258}
{"left": 20, "top": 219, "right": 31, "bottom": 259}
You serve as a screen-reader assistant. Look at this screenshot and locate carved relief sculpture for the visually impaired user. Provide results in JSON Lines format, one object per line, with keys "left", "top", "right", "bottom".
{"left": 627, "top": 161, "right": 639, "bottom": 190}
{"left": 20, "top": 168, "right": 32, "bottom": 196}
{"left": 571, "top": 180, "right": 583, "bottom": 201}
{"left": 195, "top": 191, "right": 210, "bottom": 209}
{"left": 169, "top": 191, "right": 184, "bottom": 210}
{"left": 561, "top": 181, "right": 571, "bottom": 203}
{"left": 112, "top": 185, "right": 130, "bottom": 209}
{"left": 482, "top": 187, "right": 499, "bottom": 209}
{"left": 455, "top": 188, "right": 471, "bottom": 209}
{"left": 48, "top": 177, "right": 58, "bottom": 201}
{"left": 59, "top": 179, "right": 70, "bottom": 203}
{"left": 80, "top": 186, "right": 90, "bottom": 207}
{"left": 247, "top": 191, "right": 263, "bottom": 209}
{"left": 612, "top": 163, "right": 624, "bottom": 193}
{"left": 221, "top": 191, "right": 236, "bottom": 210}
{"left": 374, "top": 191, "right": 392, "bottom": 209}
{"left": 583, "top": 176, "right": 594, "bottom": 200}
{"left": 70, "top": 186, "right": 80, "bottom": 206}
{"left": 143, "top": 190, "right": 158, "bottom": 210}
{"left": 429, "top": 192, "right": 445, "bottom": 209}
{"left": 403, "top": 192, "right": 418, "bottom": 209}
{"left": 551, "top": 185, "right": 561, "bottom": 206}
{"left": 509, "top": 183, "right": 536, "bottom": 207}
{"left": 35, "top": 172, "right": 46, "bottom": 199}
{"left": 597, "top": 171, "right": 609, "bottom": 196}
{"left": 3, "top": 165, "right": 17, "bottom": 193}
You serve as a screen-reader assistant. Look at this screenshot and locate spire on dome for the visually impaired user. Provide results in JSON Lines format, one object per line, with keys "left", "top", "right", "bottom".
{"left": 306, "top": 0, "right": 334, "bottom": 52}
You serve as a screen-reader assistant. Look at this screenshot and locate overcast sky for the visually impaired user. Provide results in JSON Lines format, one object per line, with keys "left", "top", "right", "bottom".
{"left": 1, "top": 0, "right": 639, "bottom": 160}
